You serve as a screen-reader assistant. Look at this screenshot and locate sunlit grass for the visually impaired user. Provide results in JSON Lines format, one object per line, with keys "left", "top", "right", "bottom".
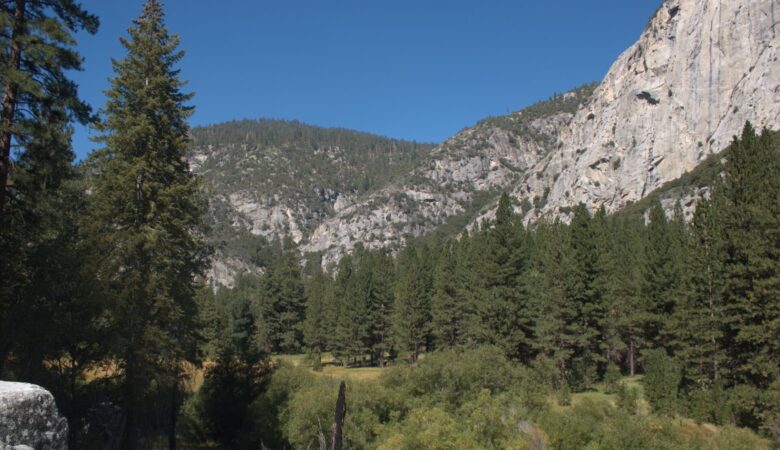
{"left": 272, "top": 352, "right": 386, "bottom": 381}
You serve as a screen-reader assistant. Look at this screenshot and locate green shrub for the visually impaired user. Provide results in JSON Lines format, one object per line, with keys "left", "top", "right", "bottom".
{"left": 616, "top": 384, "right": 639, "bottom": 415}
{"left": 603, "top": 362, "right": 622, "bottom": 394}
{"left": 557, "top": 382, "right": 572, "bottom": 406}
{"left": 642, "top": 349, "right": 681, "bottom": 415}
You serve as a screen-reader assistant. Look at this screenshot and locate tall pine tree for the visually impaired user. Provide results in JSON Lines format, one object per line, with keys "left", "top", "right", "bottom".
{"left": 88, "top": 1, "right": 206, "bottom": 447}
{"left": 719, "top": 123, "right": 780, "bottom": 388}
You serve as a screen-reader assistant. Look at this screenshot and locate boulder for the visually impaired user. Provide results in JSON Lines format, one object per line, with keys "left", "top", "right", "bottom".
{"left": 0, "top": 381, "right": 68, "bottom": 450}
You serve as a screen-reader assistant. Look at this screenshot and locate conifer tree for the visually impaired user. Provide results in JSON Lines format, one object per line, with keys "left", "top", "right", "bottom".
{"left": 0, "top": 0, "right": 98, "bottom": 373}
{"left": 271, "top": 240, "right": 306, "bottom": 353}
{"left": 0, "top": 0, "right": 98, "bottom": 213}
{"left": 393, "top": 246, "right": 432, "bottom": 362}
{"left": 676, "top": 198, "right": 727, "bottom": 386}
{"left": 569, "top": 204, "right": 606, "bottom": 383}
{"left": 366, "top": 249, "right": 395, "bottom": 366}
{"left": 719, "top": 123, "right": 780, "bottom": 387}
{"left": 303, "top": 264, "right": 330, "bottom": 364}
{"left": 329, "top": 254, "right": 355, "bottom": 363}
{"left": 88, "top": 1, "right": 206, "bottom": 447}
{"left": 468, "top": 193, "right": 532, "bottom": 360}
{"left": 431, "top": 240, "right": 466, "bottom": 349}
{"left": 533, "top": 221, "right": 583, "bottom": 385}
{"left": 598, "top": 215, "right": 646, "bottom": 375}
{"left": 642, "top": 198, "right": 686, "bottom": 353}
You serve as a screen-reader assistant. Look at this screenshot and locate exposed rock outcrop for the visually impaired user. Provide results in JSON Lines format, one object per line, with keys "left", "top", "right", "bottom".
{"left": 517, "top": 0, "right": 780, "bottom": 219}
{"left": 0, "top": 381, "right": 68, "bottom": 450}
{"left": 198, "top": 0, "right": 780, "bottom": 275}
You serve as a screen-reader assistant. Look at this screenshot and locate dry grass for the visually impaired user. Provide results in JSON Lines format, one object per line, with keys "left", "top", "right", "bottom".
{"left": 272, "top": 353, "right": 386, "bottom": 381}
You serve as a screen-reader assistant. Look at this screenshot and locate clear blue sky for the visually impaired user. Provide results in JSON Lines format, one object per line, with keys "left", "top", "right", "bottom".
{"left": 71, "top": 0, "right": 661, "bottom": 160}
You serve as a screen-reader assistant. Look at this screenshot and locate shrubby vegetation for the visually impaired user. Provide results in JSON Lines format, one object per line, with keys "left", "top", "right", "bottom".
{"left": 181, "top": 348, "right": 770, "bottom": 449}
{"left": 191, "top": 124, "right": 780, "bottom": 448}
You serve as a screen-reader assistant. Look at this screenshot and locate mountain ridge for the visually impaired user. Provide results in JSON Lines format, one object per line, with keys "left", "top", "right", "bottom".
{"left": 197, "top": 0, "right": 780, "bottom": 281}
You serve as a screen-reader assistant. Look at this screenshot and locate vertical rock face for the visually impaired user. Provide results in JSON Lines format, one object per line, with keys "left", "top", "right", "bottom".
{"left": 0, "top": 381, "right": 68, "bottom": 450}
{"left": 518, "top": 0, "right": 780, "bottom": 217}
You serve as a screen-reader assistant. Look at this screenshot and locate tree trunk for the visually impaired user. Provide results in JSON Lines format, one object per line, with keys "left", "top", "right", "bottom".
{"left": 169, "top": 370, "right": 178, "bottom": 450}
{"left": 331, "top": 381, "right": 346, "bottom": 450}
{"left": 629, "top": 339, "right": 636, "bottom": 377}
{"left": 0, "top": 0, "right": 26, "bottom": 215}
{"left": 122, "top": 353, "right": 139, "bottom": 450}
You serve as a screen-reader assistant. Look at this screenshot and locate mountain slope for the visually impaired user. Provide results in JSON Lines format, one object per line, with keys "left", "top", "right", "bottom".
{"left": 200, "top": 0, "right": 780, "bottom": 279}
{"left": 305, "top": 0, "right": 780, "bottom": 266}
{"left": 190, "top": 120, "right": 434, "bottom": 284}
{"left": 301, "top": 85, "right": 596, "bottom": 266}
{"left": 513, "top": 0, "right": 780, "bottom": 220}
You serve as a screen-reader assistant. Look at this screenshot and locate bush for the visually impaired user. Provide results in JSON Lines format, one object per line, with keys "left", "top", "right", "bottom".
{"left": 603, "top": 362, "right": 622, "bottom": 394}
{"left": 642, "top": 349, "right": 681, "bottom": 415}
{"left": 557, "top": 382, "right": 572, "bottom": 406}
{"left": 685, "top": 382, "right": 731, "bottom": 425}
{"left": 181, "top": 356, "right": 273, "bottom": 449}
{"left": 616, "top": 384, "right": 639, "bottom": 415}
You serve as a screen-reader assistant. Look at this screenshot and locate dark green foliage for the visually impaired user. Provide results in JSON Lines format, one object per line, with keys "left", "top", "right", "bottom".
{"left": 532, "top": 221, "right": 584, "bottom": 385}
{"left": 190, "top": 357, "right": 272, "bottom": 448}
{"left": 430, "top": 240, "right": 467, "bottom": 349}
{"left": 685, "top": 382, "right": 731, "bottom": 425}
{"left": 87, "top": 1, "right": 208, "bottom": 446}
{"left": 676, "top": 198, "right": 728, "bottom": 386}
{"left": 643, "top": 199, "right": 687, "bottom": 352}
{"left": 0, "top": 0, "right": 98, "bottom": 213}
{"left": 718, "top": 124, "right": 780, "bottom": 387}
{"left": 604, "top": 362, "right": 622, "bottom": 394}
{"left": 643, "top": 349, "right": 682, "bottom": 415}
{"left": 467, "top": 194, "right": 533, "bottom": 360}
{"left": 392, "top": 245, "right": 433, "bottom": 362}
{"left": 303, "top": 264, "right": 330, "bottom": 364}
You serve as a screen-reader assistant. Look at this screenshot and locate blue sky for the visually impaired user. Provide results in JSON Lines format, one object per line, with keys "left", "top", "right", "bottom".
{"left": 70, "top": 0, "right": 661, "bottom": 160}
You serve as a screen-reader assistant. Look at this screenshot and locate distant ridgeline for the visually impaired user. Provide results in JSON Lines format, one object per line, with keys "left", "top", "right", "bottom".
{"left": 188, "top": 119, "right": 435, "bottom": 284}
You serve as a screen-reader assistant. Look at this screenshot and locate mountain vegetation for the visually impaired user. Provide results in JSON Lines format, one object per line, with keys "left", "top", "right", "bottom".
{"left": 0, "top": 0, "right": 779, "bottom": 449}
{"left": 190, "top": 119, "right": 434, "bottom": 283}
{"left": 188, "top": 124, "right": 780, "bottom": 448}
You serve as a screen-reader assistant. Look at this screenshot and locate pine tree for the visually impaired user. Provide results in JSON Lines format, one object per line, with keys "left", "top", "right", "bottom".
{"left": 271, "top": 240, "right": 306, "bottom": 353}
{"left": 0, "top": 0, "right": 98, "bottom": 373}
{"left": 468, "top": 193, "right": 532, "bottom": 360}
{"left": 366, "top": 249, "right": 395, "bottom": 366}
{"left": 569, "top": 204, "right": 606, "bottom": 384}
{"left": 533, "top": 221, "right": 583, "bottom": 386}
{"left": 329, "top": 254, "right": 355, "bottom": 363}
{"left": 0, "top": 0, "right": 98, "bottom": 213}
{"left": 598, "top": 215, "right": 646, "bottom": 376}
{"left": 676, "top": 198, "right": 728, "bottom": 386}
{"left": 719, "top": 123, "right": 780, "bottom": 387}
{"left": 642, "top": 198, "right": 686, "bottom": 353}
{"left": 431, "top": 240, "right": 466, "bottom": 349}
{"left": 87, "top": 2, "right": 206, "bottom": 447}
{"left": 303, "top": 264, "right": 330, "bottom": 365}
{"left": 393, "top": 246, "right": 432, "bottom": 362}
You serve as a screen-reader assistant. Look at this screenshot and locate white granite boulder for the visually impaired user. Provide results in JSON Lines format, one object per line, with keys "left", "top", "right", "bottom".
{"left": 0, "top": 381, "right": 67, "bottom": 450}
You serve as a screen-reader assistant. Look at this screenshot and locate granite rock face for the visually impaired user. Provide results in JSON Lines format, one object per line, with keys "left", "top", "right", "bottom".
{"left": 0, "top": 381, "right": 68, "bottom": 450}
{"left": 303, "top": 0, "right": 780, "bottom": 264}
{"left": 516, "top": 0, "right": 780, "bottom": 219}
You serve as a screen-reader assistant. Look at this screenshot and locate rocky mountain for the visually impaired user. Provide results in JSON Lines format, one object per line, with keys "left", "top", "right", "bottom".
{"left": 512, "top": 0, "right": 780, "bottom": 221}
{"left": 301, "top": 85, "right": 596, "bottom": 266}
{"left": 190, "top": 120, "right": 434, "bottom": 285}
{"left": 301, "top": 0, "right": 780, "bottom": 265}
{"left": 199, "top": 0, "right": 780, "bottom": 281}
